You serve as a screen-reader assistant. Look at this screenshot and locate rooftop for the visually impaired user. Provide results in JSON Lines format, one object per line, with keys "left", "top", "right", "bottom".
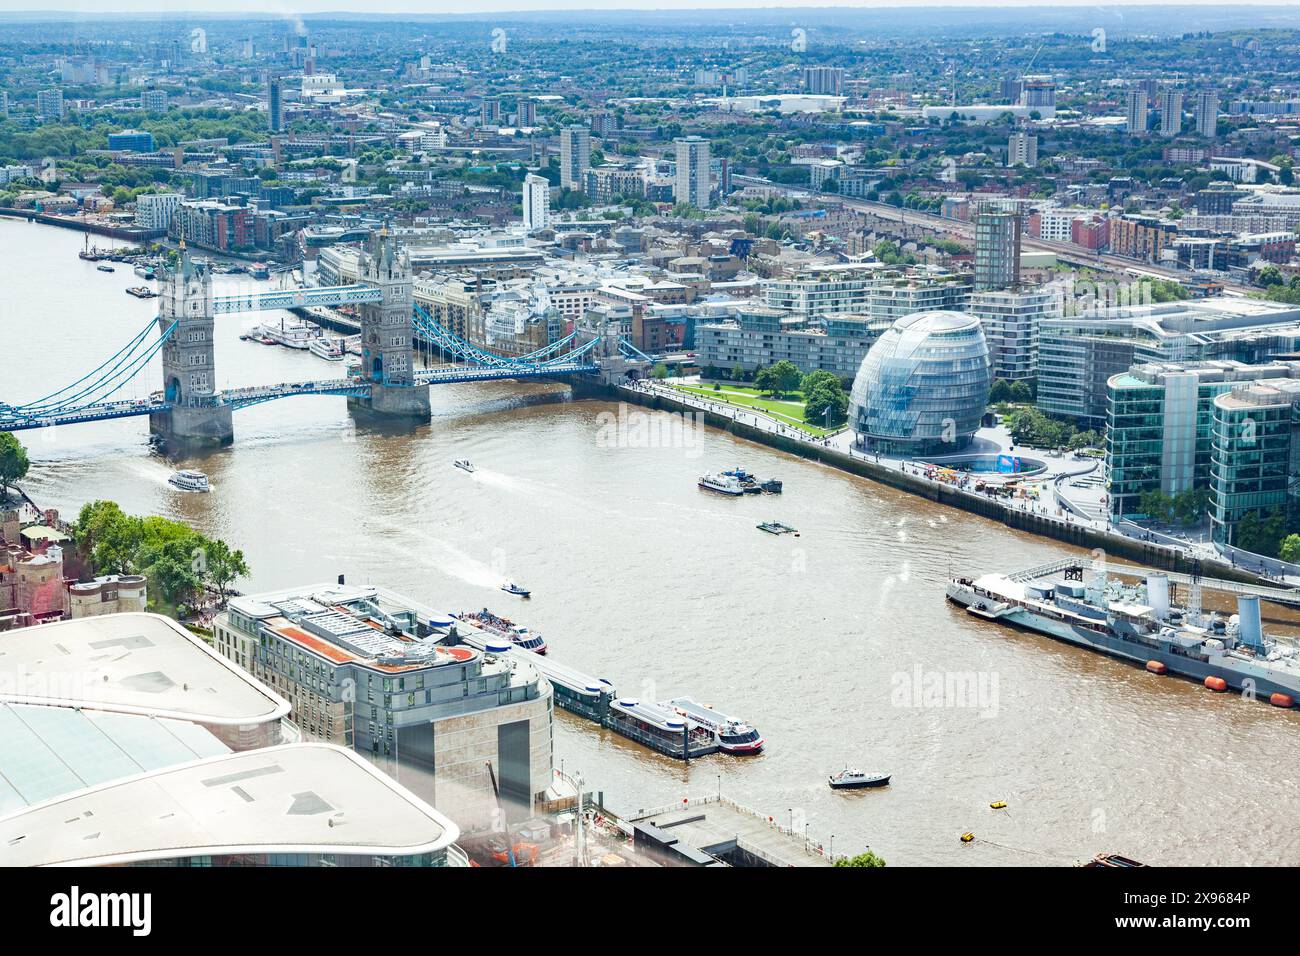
{"left": 0, "top": 702, "right": 230, "bottom": 816}
{"left": 0, "top": 743, "right": 459, "bottom": 866}
{"left": 0, "top": 613, "right": 289, "bottom": 727}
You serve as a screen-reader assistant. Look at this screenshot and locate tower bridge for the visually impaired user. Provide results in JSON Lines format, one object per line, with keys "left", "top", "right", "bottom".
{"left": 0, "top": 234, "right": 647, "bottom": 447}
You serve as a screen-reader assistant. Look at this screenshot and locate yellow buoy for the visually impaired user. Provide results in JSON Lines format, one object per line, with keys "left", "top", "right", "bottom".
{"left": 960, "top": 831, "right": 975, "bottom": 843}
{"left": 990, "top": 801, "right": 1007, "bottom": 810}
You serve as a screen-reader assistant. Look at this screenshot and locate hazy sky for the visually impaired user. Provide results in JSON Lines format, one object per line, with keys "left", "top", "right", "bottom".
{"left": 0, "top": 0, "right": 1287, "bottom": 13}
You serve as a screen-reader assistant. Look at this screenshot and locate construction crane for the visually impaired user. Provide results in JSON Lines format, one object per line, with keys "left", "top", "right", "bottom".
{"left": 484, "top": 760, "right": 517, "bottom": 867}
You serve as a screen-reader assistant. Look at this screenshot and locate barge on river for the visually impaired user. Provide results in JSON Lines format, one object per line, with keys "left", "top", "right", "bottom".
{"left": 453, "top": 622, "right": 760, "bottom": 759}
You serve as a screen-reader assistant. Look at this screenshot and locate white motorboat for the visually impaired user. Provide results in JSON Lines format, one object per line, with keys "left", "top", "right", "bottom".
{"left": 828, "top": 768, "right": 891, "bottom": 790}
{"left": 453, "top": 458, "right": 475, "bottom": 473}
{"left": 168, "top": 469, "right": 211, "bottom": 493}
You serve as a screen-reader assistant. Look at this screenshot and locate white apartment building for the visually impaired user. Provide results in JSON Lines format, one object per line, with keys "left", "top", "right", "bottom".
{"left": 522, "top": 172, "right": 550, "bottom": 232}
{"left": 674, "top": 136, "right": 711, "bottom": 209}
{"left": 135, "top": 192, "right": 183, "bottom": 231}
{"left": 967, "top": 287, "right": 1063, "bottom": 382}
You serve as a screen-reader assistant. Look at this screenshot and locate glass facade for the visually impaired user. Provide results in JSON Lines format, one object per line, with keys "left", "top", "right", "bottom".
{"left": 1209, "top": 388, "right": 1296, "bottom": 543}
{"left": 849, "top": 311, "right": 991, "bottom": 456}
{"left": 1106, "top": 369, "right": 1232, "bottom": 519}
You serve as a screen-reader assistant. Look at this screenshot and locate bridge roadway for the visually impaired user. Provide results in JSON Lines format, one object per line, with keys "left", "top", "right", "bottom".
{"left": 211, "top": 285, "right": 383, "bottom": 314}
{"left": 0, "top": 361, "right": 601, "bottom": 431}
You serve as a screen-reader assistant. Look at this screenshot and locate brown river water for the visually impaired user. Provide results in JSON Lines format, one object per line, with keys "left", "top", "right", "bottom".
{"left": 5, "top": 218, "right": 1298, "bottom": 865}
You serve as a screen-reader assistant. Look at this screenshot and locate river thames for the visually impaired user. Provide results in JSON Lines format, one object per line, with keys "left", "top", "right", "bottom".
{"left": 5, "top": 217, "right": 1299, "bottom": 865}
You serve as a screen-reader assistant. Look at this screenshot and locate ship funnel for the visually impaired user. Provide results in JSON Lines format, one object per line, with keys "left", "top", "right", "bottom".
{"left": 1146, "top": 574, "right": 1170, "bottom": 619}
{"left": 1237, "top": 595, "right": 1264, "bottom": 651}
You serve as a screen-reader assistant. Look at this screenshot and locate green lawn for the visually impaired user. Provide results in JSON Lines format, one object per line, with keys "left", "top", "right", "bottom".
{"left": 668, "top": 382, "right": 837, "bottom": 437}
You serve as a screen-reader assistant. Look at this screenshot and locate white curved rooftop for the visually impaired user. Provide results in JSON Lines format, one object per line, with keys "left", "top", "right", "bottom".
{"left": 0, "top": 744, "right": 459, "bottom": 866}
{"left": 0, "top": 613, "right": 289, "bottom": 727}
{"left": 892, "top": 309, "right": 980, "bottom": 333}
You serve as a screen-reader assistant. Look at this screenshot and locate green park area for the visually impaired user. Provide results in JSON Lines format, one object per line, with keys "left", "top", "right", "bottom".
{"left": 668, "top": 382, "right": 838, "bottom": 438}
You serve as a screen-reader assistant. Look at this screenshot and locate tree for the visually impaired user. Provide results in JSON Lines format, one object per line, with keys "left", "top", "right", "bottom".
{"left": 1139, "top": 489, "right": 1175, "bottom": 524}
{"left": 202, "top": 538, "right": 249, "bottom": 605}
{"left": 730, "top": 362, "right": 746, "bottom": 383}
{"left": 650, "top": 363, "right": 669, "bottom": 380}
{"left": 756, "top": 359, "right": 801, "bottom": 398}
{"left": 834, "top": 850, "right": 886, "bottom": 867}
{"left": 804, "top": 380, "right": 848, "bottom": 426}
{"left": 989, "top": 379, "right": 1012, "bottom": 404}
{"left": 1008, "top": 380, "right": 1033, "bottom": 404}
{"left": 72, "top": 499, "right": 249, "bottom": 613}
{"left": 0, "top": 432, "right": 30, "bottom": 495}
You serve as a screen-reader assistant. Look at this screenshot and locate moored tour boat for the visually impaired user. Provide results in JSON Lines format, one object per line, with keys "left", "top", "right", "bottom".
{"left": 698, "top": 473, "right": 744, "bottom": 496}
{"left": 308, "top": 336, "right": 345, "bottom": 361}
{"left": 458, "top": 608, "right": 547, "bottom": 654}
{"left": 665, "top": 697, "right": 764, "bottom": 754}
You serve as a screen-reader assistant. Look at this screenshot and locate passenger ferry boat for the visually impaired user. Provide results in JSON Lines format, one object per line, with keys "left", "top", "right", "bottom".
{"left": 308, "top": 336, "right": 345, "bottom": 361}
{"left": 167, "top": 469, "right": 211, "bottom": 493}
{"left": 457, "top": 609, "right": 547, "bottom": 654}
{"left": 249, "top": 262, "right": 271, "bottom": 280}
{"left": 665, "top": 697, "right": 764, "bottom": 754}
{"left": 698, "top": 473, "right": 745, "bottom": 496}
{"left": 259, "top": 318, "right": 319, "bottom": 349}
{"left": 947, "top": 558, "right": 1300, "bottom": 708}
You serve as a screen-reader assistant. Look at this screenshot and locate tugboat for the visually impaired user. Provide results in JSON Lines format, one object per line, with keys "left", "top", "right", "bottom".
{"left": 722, "top": 467, "right": 764, "bottom": 494}
{"left": 168, "top": 469, "right": 211, "bottom": 493}
{"left": 698, "top": 473, "right": 744, "bottom": 496}
{"left": 453, "top": 458, "right": 475, "bottom": 473}
{"left": 829, "top": 768, "right": 891, "bottom": 789}
{"left": 502, "top": 582, "right": 531, "bottom": 598}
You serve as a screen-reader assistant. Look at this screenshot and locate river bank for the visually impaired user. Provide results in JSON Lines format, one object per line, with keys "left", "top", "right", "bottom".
{"left": 602, "top": 378, "right": 1267, "bottom": 586}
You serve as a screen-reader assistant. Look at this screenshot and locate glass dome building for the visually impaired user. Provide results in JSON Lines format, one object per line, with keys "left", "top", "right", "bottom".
{"left": 848, "top": 310, "right": 991, "bottom": 456}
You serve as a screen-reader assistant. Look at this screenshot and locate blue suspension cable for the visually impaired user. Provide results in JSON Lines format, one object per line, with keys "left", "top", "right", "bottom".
{"left": 15, "top": 316, "right": 157, "bottom": 409}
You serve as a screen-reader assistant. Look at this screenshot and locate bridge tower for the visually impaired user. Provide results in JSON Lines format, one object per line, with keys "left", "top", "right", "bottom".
{"left": 148, "top": 241, "right": 233, "bottom": 449}
{"left": 348, "top": 229, "right": 431, "bottom": 422}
